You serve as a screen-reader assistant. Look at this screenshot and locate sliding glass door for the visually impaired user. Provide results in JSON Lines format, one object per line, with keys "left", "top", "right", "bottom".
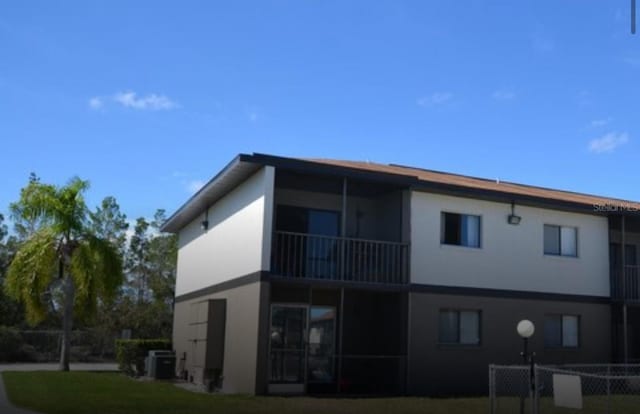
{"left": 268, "top": 304, "right": 337, "bottom": 393}
{"left": 269, "top": 305, "right": 307, "bottom": 393}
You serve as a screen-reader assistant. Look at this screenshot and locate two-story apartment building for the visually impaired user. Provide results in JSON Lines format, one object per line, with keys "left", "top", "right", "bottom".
{"left": 161, "top": 153, "right": 640, "bottom": 396}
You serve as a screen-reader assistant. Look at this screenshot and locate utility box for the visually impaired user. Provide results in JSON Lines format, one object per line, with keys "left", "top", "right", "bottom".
{"left": 146, "top": 350, "right": 176, "bottom": 379}
{"left": 188, "top": 299, "right": 227, "bottom": 387}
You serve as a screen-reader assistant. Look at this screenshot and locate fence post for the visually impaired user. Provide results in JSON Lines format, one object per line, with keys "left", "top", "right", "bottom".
{"left": 531, "top": 364, "right": 537, "bottom": 414}
{"left": 489, "top": 365, "right": 495, "bottom": 414}
{"left": 606, "top": 373, "right": 611, "bottom": 414}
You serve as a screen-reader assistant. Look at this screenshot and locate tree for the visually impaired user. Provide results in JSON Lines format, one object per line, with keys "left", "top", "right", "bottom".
{"left": 89, "top": 196, "right": 129, "bottom": 255}
{"left": 126, "top": 218, "right": 151, "bottom": 303}
{"left": 4, "top": 177, "right": 123, "bottom": 370}
{"left": 147, "top": 210, "right": 177, "bottom": 308}
{"left": 0, "top": 214, "right": 23, "bottom": 327}
{"left": 116, "top": 210, "right": 177, "bottom": 340}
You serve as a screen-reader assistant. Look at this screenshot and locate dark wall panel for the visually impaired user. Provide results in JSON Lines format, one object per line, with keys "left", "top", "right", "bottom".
{"left": 408, "top": 292, "right": 611, "bottom": 396}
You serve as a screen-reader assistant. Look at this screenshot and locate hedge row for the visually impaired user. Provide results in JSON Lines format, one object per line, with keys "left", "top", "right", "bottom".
{"left": 115, "top": 339, "right": 172, "bottom": 377}
{"left": 0, "top": 326, "right": 25, "bottom": 362}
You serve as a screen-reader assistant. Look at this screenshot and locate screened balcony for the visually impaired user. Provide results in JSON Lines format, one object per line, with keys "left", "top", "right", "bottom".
{"left": 611, "top": 266, "right": 640, "bottom": 303}
{"left": 270, "top": 169, "right": 410, "bottom": 286}
{"left": 609, "top": 215, "right": 640, "bottom": 303}
{"left": 271, "top": 231, "right": 409, "bottom": 285}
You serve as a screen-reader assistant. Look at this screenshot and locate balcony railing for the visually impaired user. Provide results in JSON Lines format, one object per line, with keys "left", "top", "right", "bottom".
{"left": 271, "top": 231, "right": 409, "bottom": 285}
{"left": 611, "top": 265, "right": 640, "bottom": 302}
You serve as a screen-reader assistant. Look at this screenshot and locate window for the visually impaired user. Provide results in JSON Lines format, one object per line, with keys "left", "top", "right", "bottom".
{"left": 441, "top": 213, "right": 481, "bottom": 248}
{"left": 544, "top": 315, "right": 579, "bottom": 348}
{"left": 438, "top": 310, "right": 481, "bottom": 345}
{"left": 544, "top": 225, "right": 577, "bottom": 257}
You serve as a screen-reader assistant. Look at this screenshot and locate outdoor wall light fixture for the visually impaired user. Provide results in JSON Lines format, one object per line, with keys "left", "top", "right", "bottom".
{"left": 516, "top": 319, "right": 536, "bottom": 414}
{"left": 201, "top": 207, "right": 209, "bottom": 231}
{"left": 508, "top": 201, "right": 522, "bottom": 225}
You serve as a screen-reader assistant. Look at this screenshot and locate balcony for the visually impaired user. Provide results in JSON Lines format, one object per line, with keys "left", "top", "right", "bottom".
{"left": 271, "top": 231, "right": 409, "bottom": 285}
{"left": 611, "top": 266, "right": 640, "bottom": 302}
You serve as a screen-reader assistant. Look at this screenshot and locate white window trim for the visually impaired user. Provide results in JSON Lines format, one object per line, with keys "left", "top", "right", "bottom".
{"left": 543, "top": 224, "right": 579, "bottom": 258}
{"left": 440, "top": 211, "right": 483, "bottom": 249}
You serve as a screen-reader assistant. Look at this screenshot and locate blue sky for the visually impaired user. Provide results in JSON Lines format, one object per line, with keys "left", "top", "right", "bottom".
{"left": 1, "top": 1, "right": 639, "bottom": 224}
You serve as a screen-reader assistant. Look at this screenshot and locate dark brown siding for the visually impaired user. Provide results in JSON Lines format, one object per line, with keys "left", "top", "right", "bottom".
{"left": 408, "top": 292, "right": 611, "bottom": 395}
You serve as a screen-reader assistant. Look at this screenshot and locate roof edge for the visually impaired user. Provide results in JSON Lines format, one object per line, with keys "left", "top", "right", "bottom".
{"left": 161, "top": 154, "right": 256, "bottom": 233}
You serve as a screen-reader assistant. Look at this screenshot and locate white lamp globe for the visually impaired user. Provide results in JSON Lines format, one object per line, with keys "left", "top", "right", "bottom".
{"left": 517, "top": 320, "right": 535, "bottom": 338}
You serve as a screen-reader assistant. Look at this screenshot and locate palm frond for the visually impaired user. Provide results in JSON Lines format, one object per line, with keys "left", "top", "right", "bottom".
{"left": 10, "top": 177, "right": 91, "bottom": 237}
{"left": 4, "top": 228, "right": 58, "bottom": 324}
{"left": 70, "top": 235, "right": 123, "bottom": 317}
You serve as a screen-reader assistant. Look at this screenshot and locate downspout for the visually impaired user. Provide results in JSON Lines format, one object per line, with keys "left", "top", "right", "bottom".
{"left": 622, "top": 214, "right": 629, "bottom": 364}
{"left": 337, "top": 177, "right": 347, "bottom": 392}
{"left": 341, "top": 178, "right": 347, "bottom": 238}
{"left": 337, "top": 287, "right": 345, "bottom": 393}
{"left": 341, "top": 178, "right": 348, "bottom": 281}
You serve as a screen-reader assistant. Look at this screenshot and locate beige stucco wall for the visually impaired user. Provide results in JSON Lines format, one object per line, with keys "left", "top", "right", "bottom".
{"left": 173, "top": 281, "right": 265, "bottom": 394}
{"left": 410, "top": 192, "right": 610, "bottom": 296}
{"left": 175, "top": 166, "right": 274, "bottom": 296}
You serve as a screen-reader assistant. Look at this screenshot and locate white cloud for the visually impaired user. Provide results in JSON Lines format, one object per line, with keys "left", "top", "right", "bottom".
{"left": 590, "top": 117, "right": 612, "bottom": 128}
{"left": 588, "top": 132, "right": 629, "bottom": 154}
{"left": 417, "top": 92, "right": 453, "bottom": 107}
{"left": 113, "top": 91, "right": 178, "bottom": 110}
{"left": 492, "top": 89, "right": 516, "bottom": 101}
{"left": 88, "top": 96, "right": 103, "bottom": 109}
{"left": 186, "top": 179, "right": 205, "bottom": 194}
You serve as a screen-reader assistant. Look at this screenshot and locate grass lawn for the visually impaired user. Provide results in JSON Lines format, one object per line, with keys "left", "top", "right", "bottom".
{"left": 1, "top": 371, "right": 489, "bottom": 414}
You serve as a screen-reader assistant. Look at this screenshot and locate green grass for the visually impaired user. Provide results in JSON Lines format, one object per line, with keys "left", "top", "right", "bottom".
{"left": 1, "top": 371, "right": 488, "bottom": 414}
{"left": 495, "top": 395, "right": 640, "bottom": 414}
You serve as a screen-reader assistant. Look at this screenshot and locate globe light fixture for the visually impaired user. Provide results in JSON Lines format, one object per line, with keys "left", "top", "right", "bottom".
{"left": 517, "top": 319, "right": 535, "bottom": 339}
{"left": 516, "top": 319, "right": 536, "bottom": 414}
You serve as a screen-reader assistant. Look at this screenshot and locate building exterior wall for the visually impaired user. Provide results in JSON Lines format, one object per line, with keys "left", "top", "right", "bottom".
{"left": 173, "top": 281, "right": 267, "bottom": 394}
{"left": 170, "top": 159, "right": 622, "bottom": 396}
{"left": 408, "top": 291, "right": 612, "bottom": 395}
{"left": 175, "top": 166, "right": 274, "bottom": 296}
{"left": 410, "top": 192, "right": 610, "bottom": 297}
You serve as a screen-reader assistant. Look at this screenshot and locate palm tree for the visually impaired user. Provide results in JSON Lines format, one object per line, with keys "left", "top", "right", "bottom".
{"left": 5, "top": 177, "right": 123, "bottom": 371}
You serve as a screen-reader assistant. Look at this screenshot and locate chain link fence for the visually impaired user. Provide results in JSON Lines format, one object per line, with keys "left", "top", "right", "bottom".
{"left": 2, "top": 330, "right": 117, "bottom": 362}
{"left": 490, "top": 364, "right": 640, "bottom": 414}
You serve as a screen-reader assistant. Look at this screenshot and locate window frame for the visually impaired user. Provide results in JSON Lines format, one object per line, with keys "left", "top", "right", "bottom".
{"left": 544, "top": 314, "right": 580, "bottom": 349}
{"left": 543, "top": 224, "right": 578, "bottom": 258}
{"left": 437, "top": 308, "right": 482, "bottom": 346}
{"left": 440, "top": 212, "right": 482, "bottom": 249}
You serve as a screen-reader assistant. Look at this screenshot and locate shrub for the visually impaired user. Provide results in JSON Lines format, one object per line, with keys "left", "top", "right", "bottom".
{"left": 0, "top": 326, "right": 25, "bottom": 362}
{"left": 115, "top": 339, "right": 171, "bottom": 377}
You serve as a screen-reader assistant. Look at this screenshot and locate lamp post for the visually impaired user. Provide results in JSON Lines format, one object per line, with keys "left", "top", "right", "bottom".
{"left": 517, "top": 320, "right": 536, "bottom": 414}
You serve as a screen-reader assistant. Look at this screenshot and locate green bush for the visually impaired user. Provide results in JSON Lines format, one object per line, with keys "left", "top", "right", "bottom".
{"left": 0, "top": 326, "right": 25, "bottom": 362}
{"left": 115, "top": 339, "right": 171, "bottom": 377}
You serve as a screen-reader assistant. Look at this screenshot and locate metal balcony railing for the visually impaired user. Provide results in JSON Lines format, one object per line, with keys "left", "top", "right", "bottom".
{"left": 271, "top": 231, "right": 409, "bottom": 285}
{"left": 611, "top": 265, "right": 640, "bottom": 302}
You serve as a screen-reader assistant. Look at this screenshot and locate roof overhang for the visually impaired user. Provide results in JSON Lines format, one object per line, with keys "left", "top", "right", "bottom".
{"left": 160, "top": 154, "right": 263, "bottom": 233}
{"left": 162, "top": 153, "right": 640, "bottom": 233}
